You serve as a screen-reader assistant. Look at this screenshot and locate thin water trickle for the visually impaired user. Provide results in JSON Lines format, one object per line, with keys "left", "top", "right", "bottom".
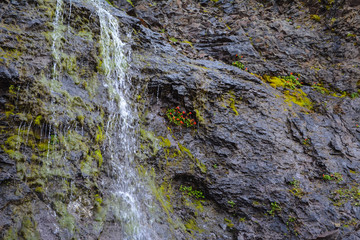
{"left": 51, "top": 0, "right": 63, "bottom": 74}
{"left": 25, "top": 120, "right": 32, "bottom": 145}
{"left": 156, "top": 85, "right": 160, "bottom": 104}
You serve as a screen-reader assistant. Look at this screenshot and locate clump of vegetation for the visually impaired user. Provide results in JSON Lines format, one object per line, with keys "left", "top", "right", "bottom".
{"left": 286, "top": 216, "right": 299, "bottom": 236}
{"left": 268, "top": 202, "right": 281, "bottom": 216}
{"left": 302, "top": 138, "right": 310, "bottom": 145}
{"left": 312, "top": 82, "right": 327, "bottom": 94}
{"left": 224, "top": 218, "right": 234, "bottom": 228}
{"left": 169, "top": 37, "right": 178, "bottom": 43}
{"left": 331, "top": 184, "right": 360, "bottom": 207}
{"left": 281, "top": 73, "right": 302, "bottom": 90}
{"left": 166, "top": 107, "right": 196, "bottom": 127}
{"left": 350, "top": 92, "right": 359, "bottom": 99}
{"left": 347, "top": 33, "right": 356, "bottom": 38}
{"left": 232, "top": 55, "right": 247, "bottom": 71}
{"left": 228, "top": 200, "right": 235, "bottom": 207}
{"left": 263, "top": 73, "right": 302, "bottom": 90}
{"left": 288, "top": 178, "right": 305, "bottom": 198}
{"left": 179, "top": 185, "right": 205, "bottom": 199}
{"left": 323, "top": 173, "right": 343, "bottom": 183}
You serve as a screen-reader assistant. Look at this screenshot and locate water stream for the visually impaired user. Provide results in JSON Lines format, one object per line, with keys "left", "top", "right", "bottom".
{"left": 88, "top": 1, "right": 158, "bottom": 239}
{"left": 46, "top": 0, "right": 159, "bottom": 238}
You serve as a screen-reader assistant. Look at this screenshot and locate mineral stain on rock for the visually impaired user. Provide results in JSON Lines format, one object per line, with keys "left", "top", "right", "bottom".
{"left": 0, "top": 0, "right": 360, "bottom": 239}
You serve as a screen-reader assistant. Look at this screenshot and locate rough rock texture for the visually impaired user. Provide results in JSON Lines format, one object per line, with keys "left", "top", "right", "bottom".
{"left": 1, "top": 0, "right": 360, "bottom": 239}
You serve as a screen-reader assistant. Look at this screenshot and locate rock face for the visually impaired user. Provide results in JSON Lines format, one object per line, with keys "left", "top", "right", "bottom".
{"left": 1, "top": 0, "right": 360, "bottom": 239}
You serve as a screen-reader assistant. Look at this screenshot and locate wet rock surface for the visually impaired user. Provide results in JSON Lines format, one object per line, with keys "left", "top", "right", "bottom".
{"left": 1, "top": 0, "right": 360, "bottom": 239}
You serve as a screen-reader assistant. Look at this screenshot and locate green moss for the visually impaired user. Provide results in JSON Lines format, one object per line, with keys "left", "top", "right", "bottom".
{"left": 311, "top": 15, "right": 321, "bottom": 22}
{"left": 3, "top": 227, "right": 17, "bottom": 240}
{"left": 263, "top": 75, "right": 285, "bottom": 88}
{"left": 66, "top": 130, "right": 89, "bottom": 153}
{"left": 158, "top": 136, "right": 171, "bottom": 147}
{"left": 5, "top": 110, "right": 14, "bottom": 118}
{"left": 229, "top": 98, "right": 239, "bottom": 115}
{"left": 37, "top": 142, "right": 50, "bottom": 152}
{"left": 126, "top": 0, "right": 134, "bottom": 7}
{"left": 0, "top": 47, "right": 22, "bottom": 62}
{"left": 4, "top": 148, "right": 24, "bottom": 161}
{"left": 196, "top": 158, "right": 207, "bottom": 174}
{"left": 178, "top": 143, "right": 207, "bottom": 173}
{"left": 5, "top": 135, "right": 23, "bottom": 149}
{"left": 95, "top": 126, "right": 104, "bottom": 143}
{"left": 95, "top": 194, "right": 103, "bottom": 204}
{"left": 35, "top": 187, "right": 44, "bottom": 193}
{"left": 347, "top": 33, "right": 356, "bottom": 38}
{"left": 77, "top": 115, "right": 85, "bottom": 125}
{"left": 34, "top": 115, "right": 42, "bottom": 125}
{"left": 194, "top": 109, "right": 204, "bottom": 124}
{"left": 182, "top": 40, "right": 193, "bottom": 48}
{"left": 93, "top": 149, "right": 103, "bottom": 167}
{"left": 185, "top": 219, "right": 204, "bottom": 235}
{"left": 9, "top": 85, "right": 17, "bottom": 96}
{"left": 54, "top": 201, "right": 76, "bottom": 234}
{"left": 140, "top": 129, "right": 160, "bottom": 156}
{"left": 331, "top": 184, "right": 360, "bottom": 207}
{"left": 169, "top": 37, "right": 178, "bottom": 43}
{"left": 61, "top": 53, "right": 78, "bottom": 75}
{"left": 18, "top": 216, "right": 41, "bottom": 240}
{"left": 80, "top": 155, "right": 98, "bottom": 176}
{"left": 224, "top": 218, "right": 234, "bottom": 228}
{"left": 282, "top": 89, "right": 313, "bottom": 110}
{"left": 77, "top": 29, "right": 93, "bottom": 41}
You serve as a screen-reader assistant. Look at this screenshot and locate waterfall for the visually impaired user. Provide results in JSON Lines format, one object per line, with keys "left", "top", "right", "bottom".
{"left": 45, "top": 0, "right": 159, "bottom": 238}
{"left": 89, "top": 1, "right": 158, "bottom": 239}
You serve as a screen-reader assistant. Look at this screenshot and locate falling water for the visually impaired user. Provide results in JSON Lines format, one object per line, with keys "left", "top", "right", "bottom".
{"left": 51, "top": 0, "right": 64, "bottom": 74}
{"left": 90, "top": 0, "right": 158, "bottom": 239}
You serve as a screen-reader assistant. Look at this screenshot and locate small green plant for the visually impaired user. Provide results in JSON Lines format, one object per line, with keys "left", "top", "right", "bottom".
{"left": 323, "top": 174, "right": 332, "bottom": 180}
{"left": 224, "top": 218, "right": 234, "bottom": 228}
{"left": 312, "top": 82, "right": 326, "bottom": 94}
{"left": 280, "top": 73, "right": 302, "bottom": 90}
{"left": 356, "top": 124, "right": 359, "bottom": 128}
{"left": 213, "top": 164, "right": 217, "bottom": 168}
{"left": 287, "top": 216, "right": 296, "bottom": 224}
{"left": 179, "top": 185, "right": 205, "bottom": 199}
{"left": 347, "top": 33, "right": 356, "bottom": 38}
{"left": 228, "top": 200, "right": 235, "bottom": 207}
{"left": 350, "top": 92, "right": 359, "bottom": 99}
{"left": 323, "top": 173, "right": 343, "bottom": 182}
{"left": 289, "top": 178, "right": 299, "bottom": 186}
{"left": 286, "top": 216, "right": 299, "bottom": 236}
{"left": 169, "top": 37, "right": 178, "bottom": 43}
{"left": 232, "top": 55, "right": 247, "bottom": 71}
{"left": 9, "top": 85, "right": 16, "bottom": 95}
{"left": 268, "top": 202, "right": 281, "bottom": 216}
{"left": 126, "top": 0, "right": 134, "bottom": 7}
{"left": 166, "top": 107, "right": 196, "bottom": 127}
{"left": 288, "top": 178, "right": 305, "bottom": 198}
{"left": 302, "top": 138, "right": 310, "bottom": 145}
{"left": 50, "top": 135, "right": 59, "bottom": 145}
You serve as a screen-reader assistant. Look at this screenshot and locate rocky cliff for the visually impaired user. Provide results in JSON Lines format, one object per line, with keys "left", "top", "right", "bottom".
{"left": 1, "top": 0, "right": 360, "bottom": 239}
